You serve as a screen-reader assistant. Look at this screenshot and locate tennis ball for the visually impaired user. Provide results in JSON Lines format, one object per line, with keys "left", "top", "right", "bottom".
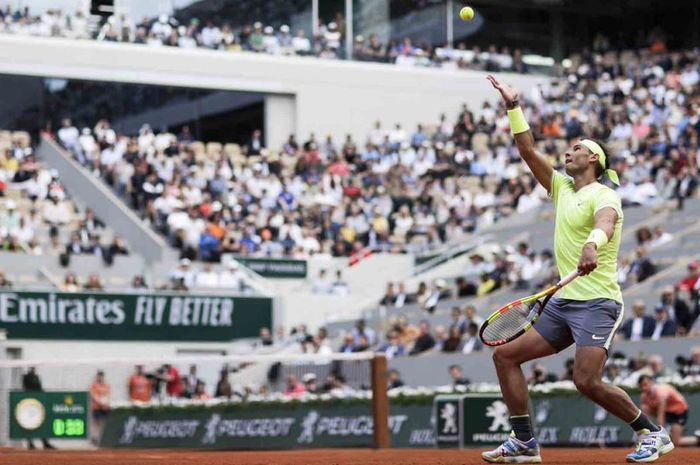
{"left": 460, "top": 6, "right": 474, "bottom": 21}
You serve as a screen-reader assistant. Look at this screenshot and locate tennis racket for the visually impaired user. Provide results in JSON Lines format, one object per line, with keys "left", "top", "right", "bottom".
{"left": 479, "top": 270, "right": 580, "bottom": 347}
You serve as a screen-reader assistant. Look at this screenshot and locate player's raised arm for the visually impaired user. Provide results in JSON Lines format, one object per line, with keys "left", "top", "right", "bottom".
{"left": 487, "top": 75, "right": 553, "bottom": 192}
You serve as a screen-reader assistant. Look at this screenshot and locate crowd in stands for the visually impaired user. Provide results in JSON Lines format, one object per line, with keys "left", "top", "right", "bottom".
{"left": 53, "top": 36, "right": 700, "bottom": 269}
{"left": 0, "top": 6, "right": 532, "bottom": 73}
{"left": 619, "top": 261, "right": 700, "bottom": 338}
{"left": 0, "top": 130, "right": 119, "bottom": 262}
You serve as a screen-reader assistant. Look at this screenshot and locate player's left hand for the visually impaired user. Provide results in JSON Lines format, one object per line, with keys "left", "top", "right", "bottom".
{"left": 578, "top": 243, "right": 598, "bottom": 275}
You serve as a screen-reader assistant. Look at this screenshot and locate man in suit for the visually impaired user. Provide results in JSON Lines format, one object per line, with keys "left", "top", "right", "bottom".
{"left": 651, "top": 305, "right": 678, "bottom": 340}
{"left": 628, "top": 246, "right": 656, "bottom": 283}
{"left": 658, "top": 286, "right": 695, "bottom": 333}
{"left": 620, "top": 300, "right": 656, "bottom": 341}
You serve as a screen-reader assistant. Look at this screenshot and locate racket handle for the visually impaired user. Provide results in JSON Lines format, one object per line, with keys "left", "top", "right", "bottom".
{"left": 557, "top": 269, "right": 580, "bottom": 288}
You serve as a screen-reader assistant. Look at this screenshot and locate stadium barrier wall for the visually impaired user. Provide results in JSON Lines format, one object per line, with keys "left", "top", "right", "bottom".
{"left": 97, "top": 390, "right": 700, "bottom": 449}
{"left": 390, "top": 336, "right": 700, "bottom": 385}
{"left": 0, "top": 35, "right": 546, "bottom": 150}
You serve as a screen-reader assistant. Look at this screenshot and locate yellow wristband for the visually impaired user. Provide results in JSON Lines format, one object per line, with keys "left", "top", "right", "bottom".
{"left": 586, "top": 228, "right": 609, "bottom": 249}
{"left": 507, "top": 107, "right": 530, "bottom": 135}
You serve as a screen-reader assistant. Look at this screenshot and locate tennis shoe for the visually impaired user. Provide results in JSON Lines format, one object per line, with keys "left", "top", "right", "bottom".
{"left": 626, "top": 427, "right": 674, "bottom": 463}
{"left": 482, "top": 432, "right": 542, "bottom": 463}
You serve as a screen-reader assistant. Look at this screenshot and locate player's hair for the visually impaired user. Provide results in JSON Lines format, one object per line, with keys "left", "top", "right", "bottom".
{"left": 637, "top": 374, "right": 653, "bottom": 386}
{"left": 590, "top": 138, "right": 610, "bottom": 179}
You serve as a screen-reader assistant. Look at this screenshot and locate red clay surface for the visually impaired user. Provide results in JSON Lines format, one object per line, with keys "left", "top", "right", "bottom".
{"left": 0, "top": 448, "right": 697, "bottom": 465}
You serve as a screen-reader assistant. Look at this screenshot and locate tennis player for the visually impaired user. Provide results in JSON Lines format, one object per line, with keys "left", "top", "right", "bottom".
{"left": 481, "top": 75, "right": 673, "bottom": 463}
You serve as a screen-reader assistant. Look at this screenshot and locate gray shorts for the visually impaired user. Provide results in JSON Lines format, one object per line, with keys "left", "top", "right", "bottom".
{"left": 533, "top": 297, "right": 624, "bottom": 353}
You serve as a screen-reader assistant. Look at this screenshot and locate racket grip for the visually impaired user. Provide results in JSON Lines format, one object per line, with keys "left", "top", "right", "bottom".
{"left": 557, "top": 269, "right": 580, "bottom": 288}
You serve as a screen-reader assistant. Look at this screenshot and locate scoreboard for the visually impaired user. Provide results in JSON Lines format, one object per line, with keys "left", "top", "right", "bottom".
{"left": 10, "top": 391, "right": 88, "bottom": 439}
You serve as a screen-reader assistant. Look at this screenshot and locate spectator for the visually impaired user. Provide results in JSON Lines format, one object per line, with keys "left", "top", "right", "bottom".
{"left": 651, "top": 305, "right": 677, "bottom": 340}
{"left": 128, "top": 275, "right": 148, "bottom": 291}
{"left": 449, "top": 306, "right": 467, "bottom": 335}
{"left": 312, "top": 269, "right": 333, "bottom": 294}
{"left": 61, "top": 272, "right": 80, "bottom": 292}
{"left": 183, "top": 365, "right": 199, "bottom": 398}
{"left": 128, "top": 365, "right": 152, "bottom": 402}
{"left": 648, "top": 225, "right": 673, "bottom": 249}
{"left": 561, "top": 358, "right": 575, "bottom": 382}
{"left": 387, "top": 369, "right": 405, "bottom": 389}
{"left": 0, "top": 270, "right": 13, "bottom": 288}
{"left": 107, "top": 234, "right": 129, "bottom": 257}
{"left": 442, "top": 326, "right": 463, "bottom": 353}
{"left": 394, "top": 282, "right": 415, "bottom": 308}
{"left": 192, "top": 381, "right": 211, "bottom": 400}
{"left": 627, "top": 246, "right": 656, "bottom": 283}
{"left": 676, "top": 261, "right": 700, "bottom": 295}
{"left": 449, "top": 364, "right": 470, "bottom": 387}
{"left": 283, "top": 374, "right": 306, "bottom": 398}
{"left": 376, "top": 330, "right": 406, "bottom": 359}
{"left": 83, "top": 273, "right": 103, "bottom": 291}
{"left": 331, "top": 270, "right": 350, "bottom": 295}
{"left": 352, "top": 319, "right": 376, "bottom": 346}
{"left": 215, "top": 368, "right": 233, "bottom": 398}
{"left": 433, "top": 325, "right": 447, "bottom": 351}
{"left": 461, "top": 322, "right": 484, "bottom": 354}
{"left": 170, "top": 258, "right": 195, "bottom": 289}
{"left": 338, "top": 333, "right": 356, "bottom": 353}
{"left": 65, "top": 232, "right": 84, "bottom": 255}
{"left": 194, "top": 263, "right": 219, "bottom": 288}
{"left": 219, "top": 261, "right": 248, "bottom": 291}
{"left": 292, "top": 29, "right": 311, "bottom": 55}
{"left": 311, "top": 327, "right": 333, "bottom": 356}
{"left": 57, "top": 118, "right": 80, "bottom": 156}
{"left": 477, "top": 272, "right": 497, "bottom": 296}
{"left": 89, "top": 370, "right": 110, "bottom": 445}
{"left": 162, "top": 363, "right": 183, "bottom": 398}
{"left": 658, "top": 286, "right": 695, "bottom": 333}
{"left": 303, "top": 373, "right": 319, "bottom": 394}
{"left": 464, "top": 304, "right": 484, "bottom": 327}
{"left": 527, "top": 362, "right": 558, "bottom": 385}
{"left": 259, "top": 327, "right": 274, "bottom": 346}
{"left": 409, "top": 320, "right": 435, "bottom": 355}
{"left": 379, "top": 282, "right": 395, "bottom": 306}
{"left": 620, "top": 300, "right": 656, "bottom": 340}
{"left": 22, "top": 368, "right": 55, "bottom": 449}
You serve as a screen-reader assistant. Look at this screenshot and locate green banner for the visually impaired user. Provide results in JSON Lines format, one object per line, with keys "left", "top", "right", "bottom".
{"left": 0, "top": 290, "right": 272, "bottom": 341}
{"left": 437, "top": 391, "right": 700, "bottom": 447}
{"left": 10, "top": 391, "right": 88, "bottom": 439}
{"left": 99, "top": 401, "right": 434, "bottom": 449}
{"left": 235, "top": 257, "right": 307, "bottom": 278}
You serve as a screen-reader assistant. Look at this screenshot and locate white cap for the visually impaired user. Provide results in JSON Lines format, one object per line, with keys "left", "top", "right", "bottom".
{"left": 280, "top": 24, "right": 290, "bottom": 33}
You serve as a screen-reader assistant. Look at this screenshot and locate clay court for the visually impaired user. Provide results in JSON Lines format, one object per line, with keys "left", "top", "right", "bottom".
{"left": 0, "top": 448, "right": 696, "bottom": 465}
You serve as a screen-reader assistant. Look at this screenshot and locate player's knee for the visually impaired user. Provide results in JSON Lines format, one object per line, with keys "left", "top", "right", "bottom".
{"left": 573, "top": 372, "right": 599, "bottom": 396}
{"left": 492, "top": 346, "right": 515, "bottom": 367}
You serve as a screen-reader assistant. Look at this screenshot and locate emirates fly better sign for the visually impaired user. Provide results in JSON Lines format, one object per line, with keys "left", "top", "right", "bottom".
{"left": 0, "top": 291, "right": 272, "bottom": 341}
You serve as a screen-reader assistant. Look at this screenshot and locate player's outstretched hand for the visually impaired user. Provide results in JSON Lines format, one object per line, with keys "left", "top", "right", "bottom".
{"left": 578, "top": 244, "right": 598, "bottom": 276}
{"left": 486, "top": 75, "right": 519, "bottom": 107}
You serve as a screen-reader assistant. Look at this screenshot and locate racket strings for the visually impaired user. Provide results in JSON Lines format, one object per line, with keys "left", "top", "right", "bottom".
{"left": 482, "top": 301, "right": 539, "bottom": 342}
